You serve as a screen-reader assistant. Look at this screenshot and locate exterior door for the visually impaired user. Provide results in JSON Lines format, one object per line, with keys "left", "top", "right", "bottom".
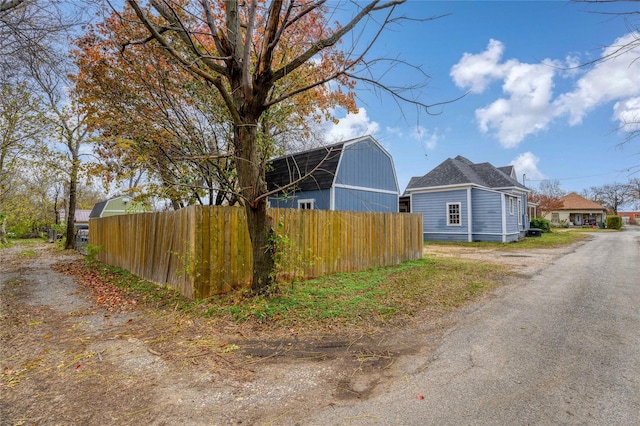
{"left": 575, "top": 213, "right": 582, "bottom": 225}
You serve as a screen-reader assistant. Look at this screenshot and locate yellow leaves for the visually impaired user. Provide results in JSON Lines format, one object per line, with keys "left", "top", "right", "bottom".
{"left": 1, "top": 367, "right": 24, "bottom": 388}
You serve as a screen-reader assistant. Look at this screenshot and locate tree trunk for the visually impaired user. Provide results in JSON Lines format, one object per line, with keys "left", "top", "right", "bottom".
{"left": 245, "top": 198, "right": 275, "bottom": 293}
{"left": 234, "top": 118, "right": 275, "bottom": 293}
{"left": 64, "top": 156, "right": 79, "bottom": 250}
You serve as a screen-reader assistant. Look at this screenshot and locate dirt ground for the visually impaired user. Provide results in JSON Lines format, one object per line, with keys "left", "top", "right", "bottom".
{"left": 0, "top": 240, "right": 581, "bottom": 425}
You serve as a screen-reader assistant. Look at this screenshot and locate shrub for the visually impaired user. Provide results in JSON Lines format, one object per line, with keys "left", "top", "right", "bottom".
{"left": 606, "top": 216, "right": 622, "bottom": 230}
{"left": 530, "top": 218, "right": 551, "bottom": 232}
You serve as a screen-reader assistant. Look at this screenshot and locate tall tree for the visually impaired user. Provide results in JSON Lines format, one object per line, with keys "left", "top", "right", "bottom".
{"left": 73, "top": 12, "right": 239, "bottom": 208}
{"left": 529, "top": 179, "right": 565, "bottom": 217}
{"left": 73, "top": 5, "right": 345, "bottom": 209}
{"left": 589, "top": 182, "right": 632, "bottom": 214}
{"left": 627, "top": 177, "right": 640, "bottom": 210}
{"left": 0, "top": 0, "right": 78, "bottom": 83}
{"left": 0, "top": 82, "right": 44, "bottom": 205}
{"left": 115, "top": 0, "right": 436, "bottom": 293}
{"left": 28, "top": 55, "right": 92, "bottom": 249}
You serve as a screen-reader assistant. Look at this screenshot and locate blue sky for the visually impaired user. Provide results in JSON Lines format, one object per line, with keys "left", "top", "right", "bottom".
{"left": 323, "top": 0, "right": 640, "bottom": 196}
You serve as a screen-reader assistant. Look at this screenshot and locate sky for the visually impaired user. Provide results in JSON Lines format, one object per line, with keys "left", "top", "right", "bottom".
{"left": 321, "top": 0, "right": 640, "bottom": 197}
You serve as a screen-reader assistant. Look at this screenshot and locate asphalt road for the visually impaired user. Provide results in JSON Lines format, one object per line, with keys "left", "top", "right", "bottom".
{"left": 306, "top": 228, "right": 640, "bottom": 425}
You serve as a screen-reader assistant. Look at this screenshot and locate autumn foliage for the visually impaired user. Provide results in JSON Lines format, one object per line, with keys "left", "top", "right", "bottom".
{"left": 75, "top": 0, "right": 403, "bottom": 293}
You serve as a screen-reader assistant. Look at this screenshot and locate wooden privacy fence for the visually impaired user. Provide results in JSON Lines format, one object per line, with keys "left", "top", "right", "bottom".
{"left": 89, "top": 206, "right": 423, "bottom": 299}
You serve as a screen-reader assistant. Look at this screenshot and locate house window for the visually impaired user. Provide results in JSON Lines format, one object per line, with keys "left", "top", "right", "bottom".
{"left": 298, "top": 199, "right": 315, "bottom": 210}
{"left": 552, "top": 213, "right": 559, "bottom": 223}
{"left": 447, "top": 202, "right": 461, "bottom": 226}
{"left": 518, "top": 198, "right": 522, "bottom": 225}
{"left": 509, "top": 197, "right": 514, "bottom": 215}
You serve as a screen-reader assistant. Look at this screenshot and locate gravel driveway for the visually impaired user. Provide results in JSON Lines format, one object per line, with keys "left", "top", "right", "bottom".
{"left": 303, "top": 227, "right": 640, "bottom": 425}
{"left": 2, "top": 231, "right": 621, "bottom": 425}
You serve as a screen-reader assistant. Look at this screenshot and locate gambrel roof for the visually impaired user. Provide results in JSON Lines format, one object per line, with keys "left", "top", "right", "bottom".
{"left": 265, "top": 141, "right": 345, "bottom": 192}
{"left": 89, "top": 199, "right": 109, "bottom": 218}
{"left": 405, "top": 155, "right": 527, "bottom": 192}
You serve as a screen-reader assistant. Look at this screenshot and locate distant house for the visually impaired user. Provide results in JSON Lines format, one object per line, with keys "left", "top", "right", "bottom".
{"left": 266, "top": 135, "right": 400, "bottom": 212}
{"left": 543, "top": 193, "right": 607, "bottom": 226}
{"left": 618, "top": 211, "right": 640, "bottom": 225}
{"left": 60, "top": 209, "right": 91, "bottom": 229}
{"left": 89, "top": 195, "right": 148, "bottom": 219}
{"left": 404, "top": 155, "right": 530, "bottom": 242}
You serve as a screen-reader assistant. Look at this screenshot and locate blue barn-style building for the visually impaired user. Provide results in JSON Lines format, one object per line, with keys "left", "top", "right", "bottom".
{"left": 266, "top": 136, "right": 400, "bottom": 212}
{"left": 404, "top": 155, "right": 530, "bottom": 242}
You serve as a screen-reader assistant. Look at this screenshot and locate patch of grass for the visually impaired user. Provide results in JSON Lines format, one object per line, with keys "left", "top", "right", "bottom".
{"left": 14, "top": 238, "right": 41, "bottom": 247}
{"left": 568, "top": 227, "right": 618, "bottom": 233}
{"left": 94, "top": 263, "right": 188, "bottom": 308}
{"left": 198, "top": 257, "right": 509, "bottom": 328}
{"left": 17, "top": 249, "right": 37, "bottom": 258}
{"left": 424, "top": 230, "right": 590, "bottom": 251}
{"left": 69, "top": 251, "right": 510, "bottom": 331}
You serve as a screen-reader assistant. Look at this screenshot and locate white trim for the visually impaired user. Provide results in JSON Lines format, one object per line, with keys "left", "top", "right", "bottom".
{"left": 467, "top": 187, "right": 472, "bottom": 242}
{"left": 422, "top": 231, "right": 520, "bottom": 236}
{"left": 518, "top": 198, "right": 522, "bottom": 226}
{"left": 406, "top": 183, "right": 477, "bottom": 193}
{"left": 333, "top": 183, "right": 400, "bottom": 195}
{"left": 407, "top": 184, "right": 531, "bottom": 195}
{"left": 330, "top": 186, "right": 335, "bottom": 210}
{"left": 407, "top": 184, "right": 511, "bottom": 196}
{"left": 472, "top": 232, "right": 520, "bottom": 237}
{"left": 447, "top": 202, "right": 462, "bottom": 226}
{"left": 297, "top": 199, "right": 315, "bottom": 210}
{"left": 501, "top": 194, "right": 507, "bottom": 243}
{"left": 494, "top": 186, "right": 532, "bottom": 194}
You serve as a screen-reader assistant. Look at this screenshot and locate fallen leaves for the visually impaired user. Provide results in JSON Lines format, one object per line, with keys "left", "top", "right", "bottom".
{"left": 1, "top": 368, "right": 24, "bottom": 388}
{"left": 53, "top": 261, "right": 138, "bottom": 313}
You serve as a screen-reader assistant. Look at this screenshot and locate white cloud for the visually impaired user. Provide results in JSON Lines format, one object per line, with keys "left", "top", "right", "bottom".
{"left": 555, "top": 33, "right": 640, "bottom": 125}
{"left": 476, "top": 61, "right": 557, "bottom": 148}
{"left": 324, "top": 107, "right": 380, "bottom": 142}
{"left": 450, "top": 39, "right": 514, "bottom": 94}
{"left": 510, "top": 152, "right": 545, "bottom": 182}
{"left": 613, "top": 97, "right": 640, "bottom": 132}
{"left": 411, "top": 125, "right": 439, "bottom": 150}
{"left": 451, "top": 33, "right": 640, "bottom": 148}
{"left": 452, "top": 40, "right": 559, "bottom": 148}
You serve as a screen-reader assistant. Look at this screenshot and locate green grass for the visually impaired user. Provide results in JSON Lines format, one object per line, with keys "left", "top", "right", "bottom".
{"left": 83, "top": 254, "right": 509, "bottom": 330}
{"left": 0, "top": 238, "right": 42, "bottom": 249}
{"left": 76, "top": 228, "right": 591, "bottom": 331}
{"left": 17, "top": 249, "right": 37, "bottom": 258}
{"left": 193, "top": 257, "right": 510, "bottom": 328}
{"left": 424, "top": 229, "right": 591, "bottom": 250}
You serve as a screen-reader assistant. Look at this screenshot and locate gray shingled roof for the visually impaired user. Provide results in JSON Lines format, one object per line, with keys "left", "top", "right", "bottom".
{"left": 89, "top": 199, "right": 108, "bottom": 218}
{"left": 406, "top": 155, "right": 526, "bottom": 191}
{"left": 266, "top": 142, "right": 345, "bottom": 192}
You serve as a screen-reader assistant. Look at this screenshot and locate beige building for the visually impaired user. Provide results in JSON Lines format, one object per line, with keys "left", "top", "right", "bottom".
{"left": 544, "top": 192, "right": 607, "bottom": 227}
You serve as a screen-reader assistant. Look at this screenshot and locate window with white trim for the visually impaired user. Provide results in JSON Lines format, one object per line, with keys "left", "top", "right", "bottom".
{"left": 518, "top": 198, "right": 522, "bottom": 225}
{"left": 447, "top": 202, "right": 461, "bottom": 226}
{"left": 298, "top": 199, "right": 315, "bottom": 210}
{"left": 509, "top": 197, "right": 514, "bottom": 215}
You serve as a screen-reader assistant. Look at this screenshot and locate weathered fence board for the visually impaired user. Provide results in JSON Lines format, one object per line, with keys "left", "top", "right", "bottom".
{"left": 89, "top": 206, "right": 422, "bottom": 299}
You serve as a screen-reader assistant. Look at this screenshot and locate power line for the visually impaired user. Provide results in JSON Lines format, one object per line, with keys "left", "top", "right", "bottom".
{"left": 525, "top": 166, "right": 639, "bottom": 182}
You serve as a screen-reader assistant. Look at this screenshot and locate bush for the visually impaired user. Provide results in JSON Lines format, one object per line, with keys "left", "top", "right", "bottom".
{"left": 606, "top": 216, "right": 622, "bottom": 230}
{"left": 530, "top": 218, "right": 551, "bottom": 232}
